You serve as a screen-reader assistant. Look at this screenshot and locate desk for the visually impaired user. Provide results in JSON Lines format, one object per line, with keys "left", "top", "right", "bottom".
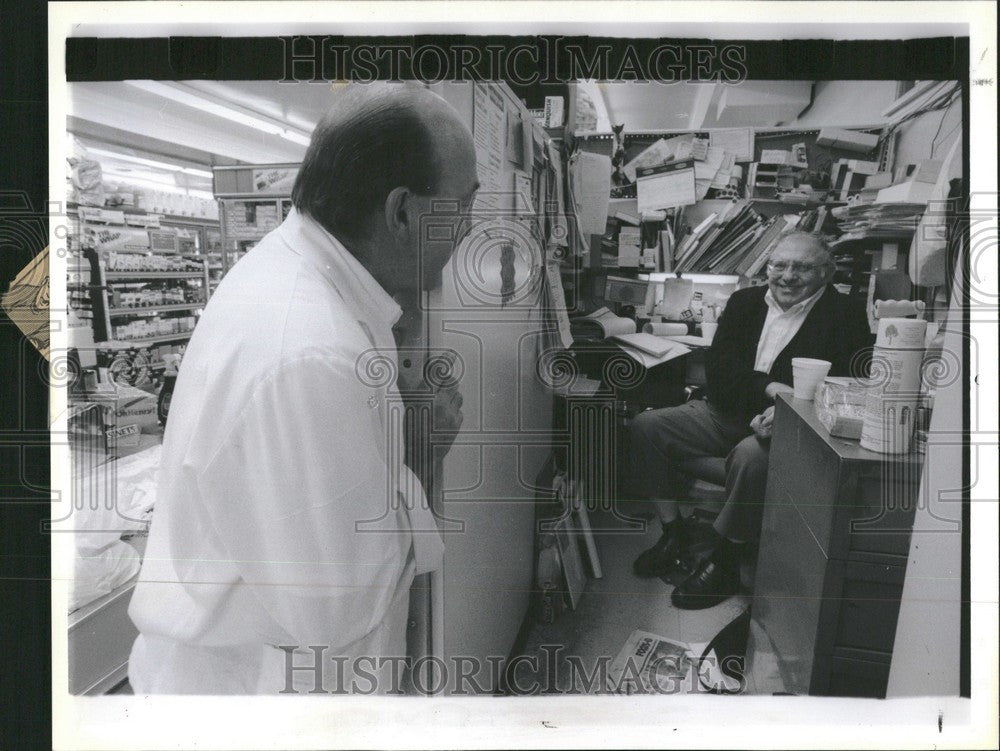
{"left": 748, "top": 394, "right": 923, "bottom": 697}
{"left": 553, "top": 341, "right": 698, "bottom": 522}
{"left": 568, "top": 339, "right": 698, "bottom": 413}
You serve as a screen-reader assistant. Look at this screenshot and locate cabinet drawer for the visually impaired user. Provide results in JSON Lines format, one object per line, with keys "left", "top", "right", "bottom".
{"left": 815, "top": 560, "right": 906, "bottom": 656}
{"left": 840, "top": 468, "right": 919, "bottom": 558}
{"left": 818, "top": 652, "right": 892, "bottom": 698}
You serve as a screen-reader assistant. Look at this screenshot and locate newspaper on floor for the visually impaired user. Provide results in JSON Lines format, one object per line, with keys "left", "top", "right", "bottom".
{"left": 606, "top": 630, "right": 696, "bottom": 695}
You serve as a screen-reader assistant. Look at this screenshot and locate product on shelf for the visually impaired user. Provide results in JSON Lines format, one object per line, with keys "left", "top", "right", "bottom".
{"left": 103, "top": 251, "right": 203, "bottom": 273}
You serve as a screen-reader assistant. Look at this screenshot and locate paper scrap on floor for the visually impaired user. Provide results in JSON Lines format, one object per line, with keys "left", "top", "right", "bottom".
{"left": 606, "top": 630, "right": 696, "bottom": 694}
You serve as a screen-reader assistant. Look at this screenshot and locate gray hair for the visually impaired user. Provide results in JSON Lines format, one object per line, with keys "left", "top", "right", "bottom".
{"left": 291, "top": 83, "right": 442, "bottom": 246}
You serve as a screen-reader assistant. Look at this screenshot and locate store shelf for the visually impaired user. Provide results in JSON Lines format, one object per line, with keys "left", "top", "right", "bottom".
{"left": 110, "top": 331, "right": 194, "bottom": 346}
{"left": 67, "top": 203, "right": 220, "bottom": 227}
{"left": 108, "top": 302, "right": 204, "bottom": 316}
{"left": 105, "top": 271, "right": 204, "bottom": 280}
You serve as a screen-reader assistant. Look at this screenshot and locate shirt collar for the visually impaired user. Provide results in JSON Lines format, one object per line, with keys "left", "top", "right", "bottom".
{"left": 764, "top": 284, "right": 826, "bottom": 315}
{"left": 279, "top": 207, "right": 402, "bottom": 330}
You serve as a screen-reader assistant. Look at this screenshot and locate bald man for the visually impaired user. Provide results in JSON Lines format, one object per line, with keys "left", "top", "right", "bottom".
{"left": 629, "top": 232, "right": 873, "bottom": 609}
{"left": 128, "top": 83, "right": 479, "bottom": 694}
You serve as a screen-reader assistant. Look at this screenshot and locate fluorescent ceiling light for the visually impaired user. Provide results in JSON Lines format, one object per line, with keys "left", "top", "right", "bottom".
{"left": 102, "top": 171, "right": 215, "bottom": 201}
{"left": 103, "top": 167, "right": 210, "bottom": 189}
{"left": 125, "top": 80, "right": 312, "bottom": 147}
{"left": 87, "top": 146, "right": 215, "bottom": 178}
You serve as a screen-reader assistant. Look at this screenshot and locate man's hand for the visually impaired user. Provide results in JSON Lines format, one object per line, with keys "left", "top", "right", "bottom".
{"left": 764, "top": 381, "right": 794, "bottom": 401}
{"left": 433, "top": 383, "right": 464, "bottom": 454}
{"left": 750, "top": 405, "right": 775, "bottom": 439}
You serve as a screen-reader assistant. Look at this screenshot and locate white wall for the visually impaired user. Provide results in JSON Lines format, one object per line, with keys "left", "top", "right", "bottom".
{"left": 885, "top": 85, "right": 965, "bottom": 697}
{"left": 786, "top": 80, "right": 899, "bottom": 128}
{"left": 892, "top": 94, "right": 963, "bottom": 177}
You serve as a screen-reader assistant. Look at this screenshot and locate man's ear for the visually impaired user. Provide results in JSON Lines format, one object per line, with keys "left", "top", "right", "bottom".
{"left": 384, "top": 186, "right": 411, "bottom": 241}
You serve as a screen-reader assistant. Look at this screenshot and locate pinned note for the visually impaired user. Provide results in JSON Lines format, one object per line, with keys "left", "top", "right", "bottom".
{"left": 636, "top": 159, "right": 696, "bottom": 212}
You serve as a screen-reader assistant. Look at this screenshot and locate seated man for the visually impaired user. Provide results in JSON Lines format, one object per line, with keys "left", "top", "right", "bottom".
{"left": 629, "top": 231, "right": 873, "bottom": 609}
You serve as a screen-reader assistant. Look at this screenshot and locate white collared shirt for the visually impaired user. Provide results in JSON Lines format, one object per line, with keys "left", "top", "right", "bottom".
{"left": 753, "top": 285, "right": 826, "bottom": 374}
{"left": 128, "top": 208, "right": 443, "bottom": 694}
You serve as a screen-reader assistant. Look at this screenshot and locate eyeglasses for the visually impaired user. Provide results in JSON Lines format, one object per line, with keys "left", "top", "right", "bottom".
{"left": 766, "top": 261, "right": 826, "bottom": 275}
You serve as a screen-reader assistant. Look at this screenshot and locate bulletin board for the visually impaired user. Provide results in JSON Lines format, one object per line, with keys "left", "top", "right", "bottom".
{"left": 425, "top": 81, "right": 562, "bottom": 693}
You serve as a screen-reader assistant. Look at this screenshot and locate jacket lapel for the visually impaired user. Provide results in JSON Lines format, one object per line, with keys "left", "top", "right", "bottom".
{"left": 746, "top": 286, "right": 770, "bottom": 350}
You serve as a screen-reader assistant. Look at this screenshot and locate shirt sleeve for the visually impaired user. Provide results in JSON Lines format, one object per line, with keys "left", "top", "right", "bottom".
{"left": 194, "top": 352, "right": 413, "bottom": 649}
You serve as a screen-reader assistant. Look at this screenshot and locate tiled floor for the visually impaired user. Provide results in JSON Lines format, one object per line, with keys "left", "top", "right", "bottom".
{"left": 107, "top": 510, "right": 766, "bottom": 697}
{"left": 517, "top": 509, "right": 752, "bottom": 694}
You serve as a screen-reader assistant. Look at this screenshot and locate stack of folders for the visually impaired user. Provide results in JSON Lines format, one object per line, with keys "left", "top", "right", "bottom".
{"left": 672, "top": 200, "right": 770, "bottom": 274}
{"left": 831, "top": 202, "right": 927, "bottom": 238}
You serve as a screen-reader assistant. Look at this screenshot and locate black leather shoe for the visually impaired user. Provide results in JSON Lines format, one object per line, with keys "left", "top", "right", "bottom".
{"left": 670, "top": 556, "right": 740, "bottom": 610}
{"left": 633, "top": 524, "right": 686, "bottom": 578}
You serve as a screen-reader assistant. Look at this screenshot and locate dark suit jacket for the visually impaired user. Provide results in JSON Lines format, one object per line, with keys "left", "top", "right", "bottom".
{"left": 705, "top": 284, "right": 874, "bottom": 420}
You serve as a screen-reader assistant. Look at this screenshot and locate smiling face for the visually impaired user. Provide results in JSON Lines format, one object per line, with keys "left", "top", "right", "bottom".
{"left": 765, "top": 234, "right": 835, "bottom": 309}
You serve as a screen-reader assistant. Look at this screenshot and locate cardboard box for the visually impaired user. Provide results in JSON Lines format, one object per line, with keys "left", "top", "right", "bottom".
{"left": 844, "top": 159, "right": 880, "bottom": 175}
{"left": 904, "top": 159, "right": 943, "bottom": 184}
{"left": 875, "top": 180, "right": 935, "bottom": 204}
{"left": 865, "top": 172, "right": 894, "bottom": 189}
{"left": 71, "top": 383, "right": 159, "bottom": 455}
{"left": 816, "top": 127, "right": 879, "bottom": 153}
{"left": 111, "top": 384, "right": 159, "bottom": 434}
{"left": 759, "top": 150, "right": 792, "bottom": 165}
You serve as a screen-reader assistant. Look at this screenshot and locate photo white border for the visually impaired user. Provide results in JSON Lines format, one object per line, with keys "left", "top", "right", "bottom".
{"left": 48, "top": 2, "right": 998, "bottom": 749}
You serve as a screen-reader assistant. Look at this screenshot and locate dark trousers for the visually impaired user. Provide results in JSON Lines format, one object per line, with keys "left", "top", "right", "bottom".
{"left": 628, "top": 399, "right": 769, "bottom": 542}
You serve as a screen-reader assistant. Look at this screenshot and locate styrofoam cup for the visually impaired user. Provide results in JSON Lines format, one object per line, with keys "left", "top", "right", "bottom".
{"left": 792, "top": 358, "right": 832, "bottom": 400}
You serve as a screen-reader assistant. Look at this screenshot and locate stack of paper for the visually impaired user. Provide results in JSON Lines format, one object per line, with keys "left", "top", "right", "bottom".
{"left": 612, "top": 336, "right": 691, "bottom": 368}
{"left": 570, "top": 306, "right": 636, "bottom": 341}
{"left": 831, "top": 202, "right": 927, "bottom": 238}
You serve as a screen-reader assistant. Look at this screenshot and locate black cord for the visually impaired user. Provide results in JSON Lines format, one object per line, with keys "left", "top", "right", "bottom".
{"left": 879, "top": 83, "right": 960, "bottom": 148}
{"left": 930, "top": 100, "right": 958, "bottom": 158}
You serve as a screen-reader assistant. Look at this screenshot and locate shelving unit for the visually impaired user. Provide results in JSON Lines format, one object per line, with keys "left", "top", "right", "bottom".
{"left": 67, "top": 205, "right": 214, "bottom": 375}
{"left": 104, "top": 271, "right": 205, "bottom": 280}
{"left": 110, "top": 331, "right": 194, "bottom": 346}
{"left": 212, "top": 164, "right": 297, "bottom": 275}
{"left": 108, "top": 302, "right": 204, "bottom": 316}
{"left": 568, "top": 124, "right": 898, "bottom": 321}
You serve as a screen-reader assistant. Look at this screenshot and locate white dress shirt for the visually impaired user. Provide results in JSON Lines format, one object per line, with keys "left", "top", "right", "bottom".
{"left": 127, "top": 208, "right": 443, "bottom": 694}
{"left": 753, "top": 286, "right": 826, "bottom": 374}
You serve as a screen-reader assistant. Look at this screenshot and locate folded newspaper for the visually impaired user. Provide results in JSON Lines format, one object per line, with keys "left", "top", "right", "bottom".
{"left": 606, "top": 630, "right": 695, "bottom": 694}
